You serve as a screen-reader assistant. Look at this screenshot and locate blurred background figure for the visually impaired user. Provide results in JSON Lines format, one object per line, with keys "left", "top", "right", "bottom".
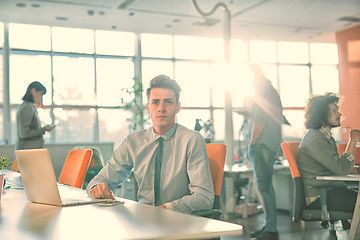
{"left": 248, "top": 64, "right": 283, "bottom": 240}
{"left": 16, "top": 81, "right": 54, "bottom": 150}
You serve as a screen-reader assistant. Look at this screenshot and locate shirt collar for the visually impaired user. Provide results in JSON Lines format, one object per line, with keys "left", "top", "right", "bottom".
{"left": 319, "top": 127, "right": 332, "bottom": 140}
{"left": 151, "top": 123, "right": 178, "bottom": 141}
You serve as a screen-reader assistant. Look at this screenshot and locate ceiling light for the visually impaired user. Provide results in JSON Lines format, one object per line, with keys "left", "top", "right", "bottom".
{"left": 338, "top": 16, "right": 360, "bottom": 23}
{"left": 16, "top": 3, "right": 26, "bottom": 7}
{"left": 117, "top": 0, "right": 136, "bottom": 9}
{"left": 192, "top": 18, "right": 220, "bottom": 27}
{"left": 56, "top": 17, "right": 68, "bottom": 21}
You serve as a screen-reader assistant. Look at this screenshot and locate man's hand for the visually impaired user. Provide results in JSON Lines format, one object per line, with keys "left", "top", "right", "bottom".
{"left": 350, "top": 129, "right": 360, "bottom": 142}
{"left": 345, "top": 129, "right": 360, "bottom": 157}
{"left": 158, "top": 204, "right": 167, "bottom": 209}
{"left": 90, "top": 183, "right": 115, "bottom": 200}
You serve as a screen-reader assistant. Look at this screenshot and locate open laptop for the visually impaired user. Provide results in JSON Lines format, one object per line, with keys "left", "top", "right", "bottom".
{"left": 15, "top": 148, "right": 113, "bottom": 207}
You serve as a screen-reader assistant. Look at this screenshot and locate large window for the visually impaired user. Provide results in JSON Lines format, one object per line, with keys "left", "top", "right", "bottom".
{"left": 0, "top": 22, "right": 3, "bottom": 48}
{"left": 174, "top": 61, "right": 212, "bottom": 108}
{"left": 53, "top": 56, "right": 95, "bottom": 106}
{"left": 95, "top": 30, "right": 135, "bottom": 56}
{"left": 279, "top": 65, "right": 310, "bottom": 107}
{"left": 54, "top": 108, "right": 96, "bottom": 143}
{"left": 52, "top": 27, "right": 94, "bottom": 54}
{"left": 0, "top": 55, "right": 3, "bottom": 104}
{"left": 9, "top": 23, "right": 51, "bottom": 51}
{"left": 141, "top": 33, "right": 173, "bottom": 58}
{"left": 10, "top": 54, "right": 52, "bottom": 105}
{"left": 0, "top": 21, "right": 340, "bottom": 147}
{"left": 96, "top": 58, "right": 134, "bottom": 106}
{"left": 0, "top": 22, "right": 3, "bottom": 142}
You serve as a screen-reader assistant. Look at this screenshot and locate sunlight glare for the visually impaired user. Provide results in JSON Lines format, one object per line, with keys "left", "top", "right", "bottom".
{"left": 211, "top": 62, "right": 254, "bottom": 108}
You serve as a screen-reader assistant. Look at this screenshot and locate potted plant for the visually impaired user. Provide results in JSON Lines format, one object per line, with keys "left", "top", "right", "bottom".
{"left": 0, "top": 155, "right": 12, "bottom": 202}
{"left": 121, "top": 76, "right": 149, "bottom": 132}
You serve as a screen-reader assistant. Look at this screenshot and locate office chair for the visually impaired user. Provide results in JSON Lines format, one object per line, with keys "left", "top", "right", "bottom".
{"left": 58, "top": 149, "right": 93, "bottom": 189}
{"left": 73, "top": 146, "right": 106, "bottom": 189}
{"left": 193, "top": 143, "right": 226, "bottom": 220}
{"left": 281, "top": 142, "right": 352, "bottom": 240}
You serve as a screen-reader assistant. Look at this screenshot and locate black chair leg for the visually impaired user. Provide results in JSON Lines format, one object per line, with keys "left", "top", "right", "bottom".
{"left": 321, "top": 220, "right": 329, "bottom": 229}
{"left": 328, "top": 230, "right": 337, "bottom": 240}
{"left": 327, "top": 221, "right": 337, "bottom": 240}
{"left": 341, "top": 219, "right": 351, "bottom": 230}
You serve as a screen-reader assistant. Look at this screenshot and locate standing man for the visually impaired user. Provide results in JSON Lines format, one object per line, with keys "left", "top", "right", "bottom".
{"left": 87, "top": 75, "right": 214, "bottom": 213}
{"left": 248, "top": 64, "right": 283, "bottom": 240}
{"left": 297, "top": 93, "right": 360, "bottom": 217}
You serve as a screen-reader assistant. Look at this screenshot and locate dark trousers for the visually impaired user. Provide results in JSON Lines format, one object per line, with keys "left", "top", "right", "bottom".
{"left": 308, "top": 186, "right": 358, "bottom": 213}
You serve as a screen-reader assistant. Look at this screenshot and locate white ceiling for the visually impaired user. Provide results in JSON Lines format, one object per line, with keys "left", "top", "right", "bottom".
{"left": 0, "top": 0, "right": 359, "bottom": 43}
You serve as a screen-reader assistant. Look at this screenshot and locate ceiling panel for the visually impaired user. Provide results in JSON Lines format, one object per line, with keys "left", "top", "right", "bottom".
{"left": 0, "top": 0, "right": 359, "bottom": 42}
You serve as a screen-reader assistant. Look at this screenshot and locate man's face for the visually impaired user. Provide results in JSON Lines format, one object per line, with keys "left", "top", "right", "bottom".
{"left": 327, "top": 102, "right": 342, "bottom": 128}
{"left": 147, "top": 88, "right": 180, "bottom": 135}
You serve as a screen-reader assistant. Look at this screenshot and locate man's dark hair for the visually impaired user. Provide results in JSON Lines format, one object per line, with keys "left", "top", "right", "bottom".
{"left": 305, "top": 92, "right": 339, "bottom": 129}
{"left": 22, "top": 81, "right": 47, "bottom": 103}
{"left": 146, "top": 75, "right": 181, "bottom": 102}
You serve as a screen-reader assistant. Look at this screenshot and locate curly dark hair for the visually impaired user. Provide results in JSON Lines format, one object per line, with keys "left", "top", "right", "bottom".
{"left": 305, "top": 92, "right": 339, "bottom": 129}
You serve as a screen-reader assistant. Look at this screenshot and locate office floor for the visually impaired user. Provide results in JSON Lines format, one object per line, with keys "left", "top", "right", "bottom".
{"left": 221, "top": 210, "right": 359, "bottom": 240}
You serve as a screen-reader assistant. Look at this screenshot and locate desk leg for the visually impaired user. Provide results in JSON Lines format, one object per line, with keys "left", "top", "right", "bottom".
{"left": 243, "top": 179, "right": 250, "bottom": 218}
{"left": 348, "top": 183, "right": 360, "bottom": 240}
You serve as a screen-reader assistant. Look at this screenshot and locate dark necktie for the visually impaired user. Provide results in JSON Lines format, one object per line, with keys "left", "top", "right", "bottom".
{"left": 154, "top": 137, "right": 163, "bottom": 206}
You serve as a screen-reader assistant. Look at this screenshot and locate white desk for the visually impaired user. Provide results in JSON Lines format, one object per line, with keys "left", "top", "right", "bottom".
{"left": 0, "top": 170, "right": 243, "bottom": 240}
{"left": 317, "top": 175, "right": 360, "bottom": 240}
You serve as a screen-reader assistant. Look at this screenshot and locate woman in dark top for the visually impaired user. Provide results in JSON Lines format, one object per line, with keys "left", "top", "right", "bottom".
{"left": 16, "top": 81, "right": 54, "bottom": 150}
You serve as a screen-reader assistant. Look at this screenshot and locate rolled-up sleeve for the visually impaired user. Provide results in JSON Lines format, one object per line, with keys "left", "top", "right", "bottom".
{"left": 86, "top": 139, "right": 133, "bottom": 196}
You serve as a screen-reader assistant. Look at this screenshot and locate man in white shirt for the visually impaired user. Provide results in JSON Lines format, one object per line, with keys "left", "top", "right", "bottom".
{"left": 87, "top": 75, "right": 214, "bottom": 213}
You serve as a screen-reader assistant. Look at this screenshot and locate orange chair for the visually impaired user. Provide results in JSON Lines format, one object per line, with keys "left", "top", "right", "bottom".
{"left": 72, "top": 146, "right": 106, "bottom": 189}
{"left": 58, "top": 149, "right": 93, "bottom": 189}
{"left": 281, "top": 142, "right": 352, "bottom": 239}
{"left": 193, "top": 143, "right": 226, "bottom": 219}
{"left": 337, "top": 142, "right": 347, "bottom": 155}
{"left": 11, "top": 158, "right": 19, "bottom": 172}
{"left": 338, "top": 142, "right": 360, "bottom": 165}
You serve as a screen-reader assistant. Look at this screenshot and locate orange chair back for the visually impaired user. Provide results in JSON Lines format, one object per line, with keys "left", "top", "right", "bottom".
{"left": 281, "top": 142, "right": 301, "bottom": 178}
{"left": 58, "top": 149, "right": 93, "bottom": 189}
{"left": 337, "top": 143, "right": 347, "bottom": 155}
{"left": 338, "top": 143, "right": 360, "bottom": 165}
{"left": 206, "top": 143, "right": 226, "bottom": 196}
{"left": 11, "top": 158, "right": 19, "bottom": 172}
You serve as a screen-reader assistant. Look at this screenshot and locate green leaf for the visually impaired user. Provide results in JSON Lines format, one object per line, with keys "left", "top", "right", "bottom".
{"left": 0, "top": 155, "right": 12, "bottom": 169}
